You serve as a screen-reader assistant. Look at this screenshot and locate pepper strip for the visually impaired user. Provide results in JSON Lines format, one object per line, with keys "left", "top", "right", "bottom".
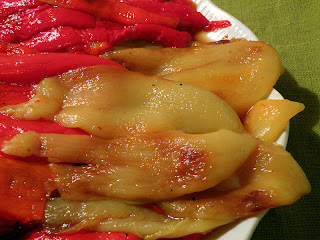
{"left": 24, "top": 230, "right": 203, "bottom": 240}
{"left": 119, "top": 0, "right": 209, "bottom": 31}
{"left": 0, "top": 156, "right": 56, "bottom": 223}
{"left": 0, "top": 5, "right": 51, "bottom": 42}
{"left": 22, "top": 24, "right": 191, "bottom": 53}
{"left": 1, "top": 5, "right": 96, "bottom": 42}
{"left": 0, "top": 53, "right": 122, "bottom": 84}
{"left": 108, "top": 0, "right": 230, "bottom": 32}
{"left": 0, "top": 0, "right": 45, "bottom": 20}
{"left": 0, "top": 41, "right": 39, "bottom": 54}
{"left": 0, "top": 114, "right": 86, "bottom": 146}
{"left": 0, "top": 83, "right": 32, "bottom": 107}
{"left": 24, "top": 230, "right": 141, "bottom": 240}
{"left": 39, "top": 0, "right": 179, "bottom": 28}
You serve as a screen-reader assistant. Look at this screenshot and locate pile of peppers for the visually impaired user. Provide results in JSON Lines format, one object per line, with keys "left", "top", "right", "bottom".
{"left": 0, "top": 0, "right": 231, "bottom": 239}
{"left": 0, "top": 0, "right": 231, "bottom": 54}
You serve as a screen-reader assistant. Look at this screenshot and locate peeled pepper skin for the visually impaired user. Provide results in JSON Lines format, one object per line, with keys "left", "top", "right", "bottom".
{"left": 104, "top": 40, "right": 284, "bottom": 117}
{"left": 243, "top": 99, "right": 305, "bottom": 142}
{"left": 157, "top": 142, "right": 311, "bottom": 221}
{"left": 2, "top": 129, "right": 257, "bottom": 200}
{"left": 1, "top": 65, "right": 245, "bottom": 139}
{"left": 43, "top": 198, "right": 217, "bottom": 240}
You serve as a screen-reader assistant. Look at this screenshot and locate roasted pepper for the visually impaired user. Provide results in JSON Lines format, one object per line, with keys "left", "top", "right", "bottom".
{"left": 39, "top": 0, "right": 179, "bottom": 28}
{"left": 0, "top": 156, "right": 56, "bottom": 223}
{"left": 0, "top": 53, "right": 122, "bottom": 84}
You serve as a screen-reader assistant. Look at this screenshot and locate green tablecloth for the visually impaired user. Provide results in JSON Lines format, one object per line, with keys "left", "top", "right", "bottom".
{"left": 213, "top": 0, "right": 320, "bottom": 239}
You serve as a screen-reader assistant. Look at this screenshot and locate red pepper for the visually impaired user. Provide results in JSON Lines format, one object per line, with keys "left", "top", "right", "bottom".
{"left": 22, "top": 26, "right": 85, "bottom": 52}
{"left": 0, "top": 156, "right": 56, "bottom": 223}
{"left": 1, "top": 0, "right": 229, "bottom": 57}
{"left": 20, "top": 6, "right": 96, "bottom": 39}
{"left": 39, "top": 0, "right": 179, "bottom": 28}
{"left": 0, "top": 80, "right": 86, "bottom": 223}
{"left": 205, "top": 20, "right": 232, "bottom": 32}
{"left": 0, "top": 93, "right": 85, "bottom": 223}
{"left": 119, "top": 0, "right": 209, "bottom": 31}
{"left": 24, "top": 230, "right": 141, "bottom": 240}
{"left": 141, "top": 203, "right": 166, "bottom": 214}
{"left": 0, "top": 5, "right": 51, "bottom": 42}
{"left": 0, "top": 83, "right": 32, "bottom": 107}
{"left": 0, "top": 113, "right": 86, "bottom": 147}
{"left": 115, "top": 0, "right": 230, "bottom": 32}
{"left": 0, "top": 0, "right": 45, "bottom": 21}
{"left": 24, "top": 230, "right": 203, "bottom": 240}
{"left": 22, "top": 24, "right": 191, "bottom": 52}
{"left": 1, "top": 5, "right": 97, "bottom": 43}
{"left": 106, "top": 24, "right": 192, "bottom": 48}
{"left": 0, "top": 41, "right": 39, "bottom": 55}
{"left": 0, "top": 53, "right": 122, "bottom": 84}
{"left": 168, "top": 0, "right": 197, "bottom": 8}
{"left": 80, "top": 41, "right": 112, "bottom": 56}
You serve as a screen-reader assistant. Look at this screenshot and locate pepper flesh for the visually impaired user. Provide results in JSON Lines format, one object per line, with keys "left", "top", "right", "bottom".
{"left": 0, "top": 53, "right": 122, "bottom": 84}
{"left": 0, "top": 0, "right": 45, "bottom": 20}
{"left": 39, "top": 0, "right": 179, "bottom": 28}
{"left": 0, "top": 156, "right": 56, "bottom": 223}
{"left": 0, "top": 5, "right": 96, "bottom": 42}
{"left": 24, "top": 230, "right": 142, "bottom": 240}
{"left": 0, "top": 0, "right": 231, "bottom": 55}
{"left": 0, "top": 113, "right": 86, "bottom": 146}
{"left": 21, "top": 24, "right": 192, "bottom": 52}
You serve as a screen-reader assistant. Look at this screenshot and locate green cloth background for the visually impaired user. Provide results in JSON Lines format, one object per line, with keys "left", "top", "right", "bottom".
{"left": 212, "top": 0, "right": 320, "bottom": 239}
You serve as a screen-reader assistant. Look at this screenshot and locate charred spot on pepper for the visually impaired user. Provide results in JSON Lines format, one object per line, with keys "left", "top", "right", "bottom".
{"left": 238, "top": 190, "right": 272, "bottom": 213}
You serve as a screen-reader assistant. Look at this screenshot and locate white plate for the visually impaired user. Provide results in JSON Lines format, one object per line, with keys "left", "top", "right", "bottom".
{"left": 192, "top": 0, "right": 289, "bottom": 239}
